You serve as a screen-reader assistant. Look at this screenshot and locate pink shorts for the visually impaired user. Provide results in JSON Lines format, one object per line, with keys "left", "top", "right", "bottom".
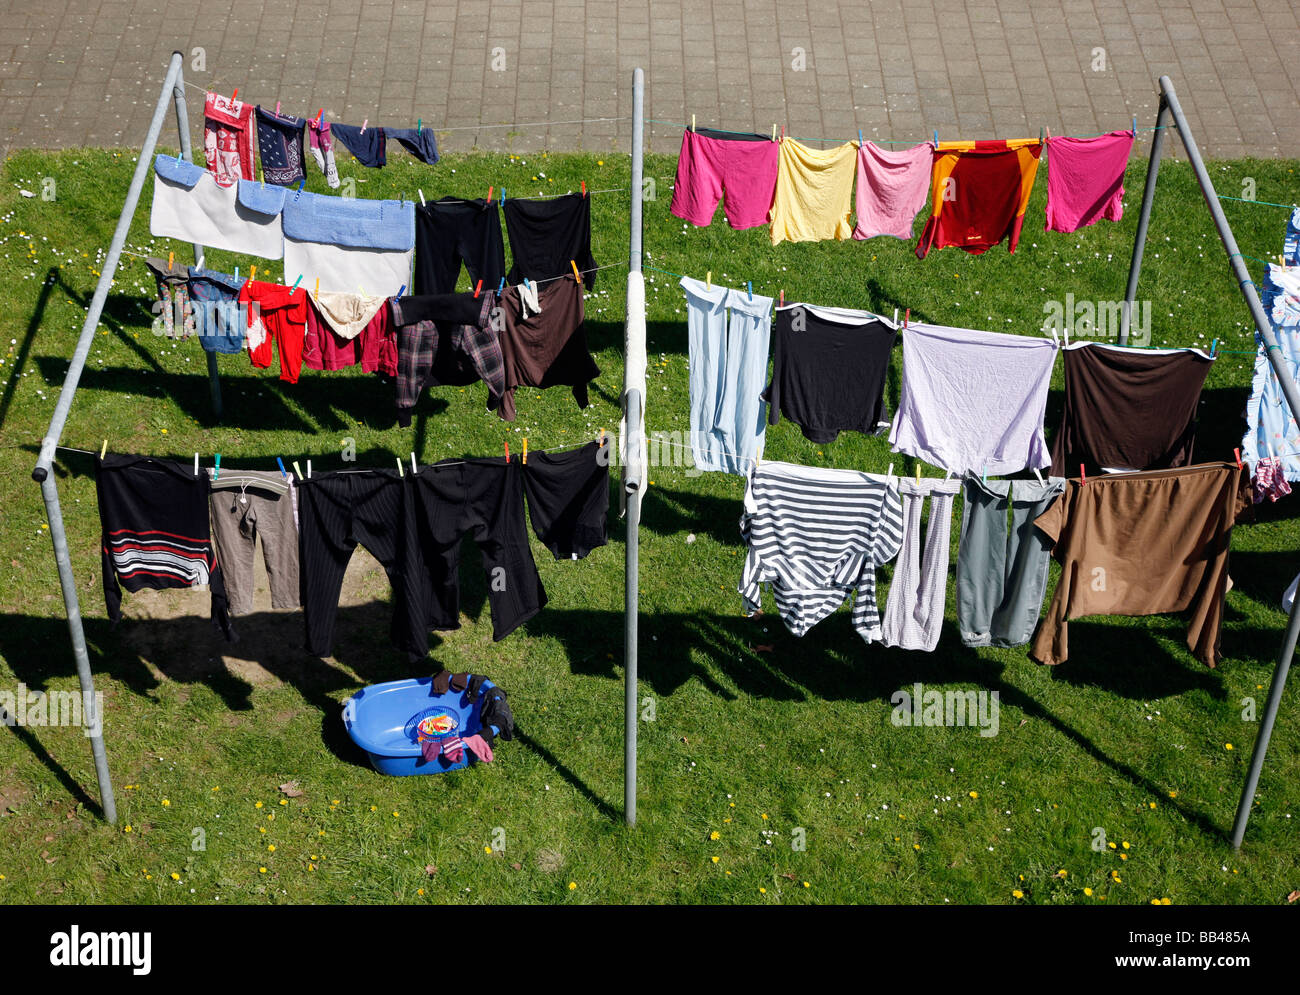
{"left": 669, "top": 128, "right": 779, "bottom": 230}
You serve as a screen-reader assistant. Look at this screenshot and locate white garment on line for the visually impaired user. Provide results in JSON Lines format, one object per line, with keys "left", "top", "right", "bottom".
{"left": 149, "top": 155, "right": 284, "bottom": 259}
{"left": 881, "top": 477, "right": 961, "bottom": 651}
{"left": 620, "top": 270, "right": 648, "bottom": 516}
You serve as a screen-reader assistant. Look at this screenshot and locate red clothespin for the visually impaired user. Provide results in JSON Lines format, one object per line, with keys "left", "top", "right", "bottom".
{"left": 778, "top": 290, "right": 784, "bottom": 307}
{"left": 316, "top": 108, "right": 324, "bottom": 125}
{"left": 487, "top": 186, "right": 494, "bottom": 204}
{"left": 504, "top": 441, "right": 511, "bottom": 463}
{"left": 231, "top": 89, "right": 238, "bottom": 102}
{"left": 1080, "top": 464, "right": 1087, "bottom": 486}
{"left": 581, "top": 181, "right": 586, "bottom": 198}
{"left": 1234, "top": 448, "right": 1243, "bottom": 468}
{"left": 473, "top": 278, "right": 483, "bottom": 299}
{"left": 570, "top": 260, "right": 582, "bottom": 283}
{"left": 904, "top": 308, "right": 910, "bottom": 329}
{"left": 275, "top": 101, "right": 281, "bottom": 116}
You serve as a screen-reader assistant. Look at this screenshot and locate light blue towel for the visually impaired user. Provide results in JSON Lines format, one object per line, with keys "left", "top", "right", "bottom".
{"left": 236, "top": 180, "right": 288, "bottom": 216}
{"left": 154, "top": 154, "right": 205, "bottom": 188}
{"left": 281, "top": 189, "right": 414, "bottom": 251}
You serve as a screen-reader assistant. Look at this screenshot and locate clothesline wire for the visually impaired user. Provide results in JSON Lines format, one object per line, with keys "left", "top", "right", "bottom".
{"left": 1217, "top": 195, "right": 1298, "bottom": 210}
{"left": 647, "top": 117, "right": 1166, "bottom": 147}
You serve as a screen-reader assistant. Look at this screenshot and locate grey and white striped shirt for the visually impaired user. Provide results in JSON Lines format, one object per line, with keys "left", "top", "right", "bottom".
{"left": 739, "top": 460, "right": 904, "bottom": 641}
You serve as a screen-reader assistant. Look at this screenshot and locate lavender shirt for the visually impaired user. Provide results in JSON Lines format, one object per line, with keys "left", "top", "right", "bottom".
{"left": 889, "top": 321, "right": 1058, "bottom": 474}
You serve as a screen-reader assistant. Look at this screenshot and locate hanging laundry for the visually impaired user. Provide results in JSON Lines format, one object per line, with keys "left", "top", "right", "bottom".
{"left": 413, "top": 197, "right": 507, "bottom": 295}
{"left": 254, "top": 106, "right": 307, "bottom": 187}
{"left": 407, "top": 455, "right": 547, "bottom": 642}
{"left": 282, "top": 188, "right": 415, "bottom": 297}
{"left": 669, "top": 127, "right": 780, "bottom": 230}
{"left": 387, "top": 127, "right": 440, "bottom": 164}
{"left": 306, "top": 118, "right": 340, "bottom": 188}
{"left": 497, "top": 275, "right": 600, "bottom": 422}
{"left": 956, "top": 475, "right": 1065, "bottom": 648}
{"left": 890, "top": 321, "right": 1057, "bottom": 475}
{"left": 390, "top": 292, "right": 502, "bottom": 426}
{"left": 330, "top": 122, "right": 387, "bottom": 167}
{"left": 881, "top": 478, "right": 961, "bottom": 651}
{"left": 504, "top": 193, "right": 598, "bottom": 290}
{"left": 144, "top": 256, "right": 195, "bottom": 340}
{"left": 302, "top": 291, "right": 393, "bottom": 373}
{"left": 150, "top": 155, "right": 285, "bottom": 259}
{"left": 765, "top": 303, "right": 895, "bottom": 444}
{"left": 187, "top": 267, "right": 248, "bottom": 353}
{"left": 1030, "top": 461, "right": 1252, "bottom": 668}
{"left": 239, "top": 280, "right": 309, "bottom": 384}
{"left": 739, "top": 461, "right": 904, "bottom": 641}
{"left": 1252, "top": 455, "right": 1292, "bottom": 503}
{"left": 1050, "top": 342, "right": 1213, "bottom": 475}
{"left": 915, "top": 139, "right": 1043, "bottom": 258}
{"left": 297, "top": 468, "right": 427, "bottom": 658}
{"left": 209, "top": 469, "right": 299, "bottom": 616}
{"left": 768, "top": 139, "right": 857, "bottom": 244}
{"left": 1242, "top": 209, "right": 1300, "bottom": 480}
{"left": 1044, "top": 130, "right": 1133, "bottom": 233}
{"left": 680, "top": 276, "right": 773, "bottom": 473}
{"left": 853, "top": 141, "right": 933, "bottom": 240}
{"left": 520, "top": 439, "right": 611, "bottom": 560}
{"left": 96, "top": 452, "right": 236, "bottom": 640}
{"left": 203, "top": 91, "right": 255, "bottom": 188}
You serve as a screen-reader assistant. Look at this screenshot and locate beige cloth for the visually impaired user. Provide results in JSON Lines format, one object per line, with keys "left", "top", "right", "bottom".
{"left": 311, "top": 291, "right": 389, "bottom": 339}
{"left": 1030, "top": 461, "right": 1252, "bottom": 668}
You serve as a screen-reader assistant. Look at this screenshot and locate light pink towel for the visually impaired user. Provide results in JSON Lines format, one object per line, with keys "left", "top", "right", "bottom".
{"left": 853, "top": 141, "right": 933, "bottom": 240}
{"left": 1044, "top": 130, "right": 1134, "bottom": 233}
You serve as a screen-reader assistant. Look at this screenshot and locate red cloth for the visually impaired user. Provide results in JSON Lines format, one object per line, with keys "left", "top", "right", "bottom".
{"left": 301, "top": 294, "right": 398, "bottom": 376}
{"left": 916, "top": 140, "right": 1042, "bottom": 258}
{"left": 239, "top": 281, "right": 308, "bottom": 383}
{"left": 203, "top": 92, "right": 255, "bottom": 188}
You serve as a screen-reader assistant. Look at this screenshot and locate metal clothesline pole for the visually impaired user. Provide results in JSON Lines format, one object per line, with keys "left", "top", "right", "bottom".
{"left": 624, "top": 67, "right": 645, "bottom": 826}
{"left": 1122, "top": 76, "right": 1300, "bottom": 849}
{"left": 1119, "top": 96, "right": 1171, "bottom": 345}
{"left": 30, "top": 50, "right": 194, "bottom": 823}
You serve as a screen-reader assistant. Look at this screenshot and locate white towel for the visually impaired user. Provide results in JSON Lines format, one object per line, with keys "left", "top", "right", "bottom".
{"left": 620, "top": 271, "right": 647, "bottom": 516}
{"left": 149, "top": 155, "right": 283, "bottom": 259}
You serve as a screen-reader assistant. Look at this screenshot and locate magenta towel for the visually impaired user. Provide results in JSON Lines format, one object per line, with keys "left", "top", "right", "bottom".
{"left": 1044, "top": 130, "right": 1134, "bottom": 233}
{"left": 853, "top": 141, "right": 933, "bottom": 240}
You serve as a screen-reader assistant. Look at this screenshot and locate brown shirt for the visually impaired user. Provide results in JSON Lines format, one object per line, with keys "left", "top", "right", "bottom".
{"left": 1030, "top": 461, "right": 1252, "bottom": 668}
{"left": 1049, "top": 343, "right": 1213, "bottom": 476}
{"left": 498, "top": 277, "right": 600, "bottom": 422}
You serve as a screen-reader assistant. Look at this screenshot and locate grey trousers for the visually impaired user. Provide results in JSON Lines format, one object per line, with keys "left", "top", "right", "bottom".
{"left": 956, "top": 476, "right": 1065, "bottom": 648}
{"left": 882, "top": 478, "right": 961, "bottom": 651}
{"left": 209, "top": 472, "right": 300, "bottom": 615}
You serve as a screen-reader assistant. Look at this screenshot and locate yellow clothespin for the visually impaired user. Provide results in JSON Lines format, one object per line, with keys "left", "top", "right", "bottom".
{"left": 100, "top": 439, "right": 108, "bottom": 459}
{"left": 523, "top": 438, "right": 528, "bottom": 464}
{"left": 915, "top": 464, "right": 922, "bottom": 484}
{"left": 691, "top": 114, "right": 696, "bottom": 132}
{"left": 249, "top": 265, "right": 257, "bottom": 283}
{"left": 706, "top": 271, "right": 711, "bottom": 290}
{"left": 771, "top": 124, "right": 777, "bottom": 142}
{"left": 168, "top": 251, "right": 174, "bottom": 271}
{"left": 570, "top": 260, "right": 581, "bottom": 284}
{"left": 315, "top": 278, "right": 320, "bottom": 298}
{"left": 599, "top": 428, "right": 605, "bottom": 445}
{"left": 292, "top": 460, "right": 303, "bottom": 480}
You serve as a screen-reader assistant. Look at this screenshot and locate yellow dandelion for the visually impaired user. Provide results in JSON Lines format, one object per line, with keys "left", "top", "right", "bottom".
{"left": 1108, "top": 842, "right": 1117, "bottom": 849}
{"left": 259, "top": 867, "right": 267, "bottom": 874}
{"left": 913, "top": 844, "right": 921, "bottom": 851}
{"left": 332, "top": 799, "right": 340, "bottom": 805}
{"left": 1148, "top": 802, "right": 1157, "bottom": 809}
{"left": 803, "top": 882, "right": 810, "bottom": 888}
{"left": 761, "top": 813, "right": 768, "bottom": 820}
{"left": 568, "top": 882, "right": 577, "bottom": 890}
{"left": 1225, "top": 743, "right": 1234, "bottom": 751}
{"left": 259, "top": 827, "right": 267, "bottom": 834}
{"left": 1012, "top": 889, "right": 1024, "bottom": 899}
{"left": 709, "top": 831, "right": 720, "bottom": 841}
{"left": 1168, "top": 790, "right": 1178, "bottom": 798}
{"left": 711, "top": 856, "right": 719, "bottom": 864}
{"left": 1122, "top": 841, "right": 1130, "bottom": 850}
{"left": 969, "top": 791, "right": 979, "bottom": 799}
{"left": 279, "top": 799, "right": 288, "bottom": 806}
{"left": 417, "top": 888, "right": 424, "bottom": 896}
{"left": 484, "top": 846, "right": 492, "bottom": 854}
{"left": 1084, "top": 887, "right": 1093, "bottom": 896}
{"left": 161, "top": 799, "right": 170, "bottom": 807}
{"left": 267, "top": 845, "right": 276, "bottom": 853}
{"left": 370, "top": 805, "right": 377, "bottom": 812}
{"left": 1150, "top": 899, "right": 1161, "bottom": 906}
{"left": 255, "top": 801, "right": 263, "bottom": 809}
{"left": 759, "top": 887, "right": 766, "bottom": 894}
{"left": 1120, "top": 854, "right": 1128, "bottom": 861}
{"left": 1057, "top": 869, "right": 1068, "bottom": 878}
{"left": 392, "top": 811, "right": 399, "bottom": 818}
{"left": 170, "top": 873, "right": 179, "bottom": 881}
{"left": 211, "top": 786, "right": 220, "bottom": 792}
{"left": 123, "top": 824, "right": 132, "bottom": 833}
{"left": 1160, "top": 898, "right": 1171, "bottom": 905}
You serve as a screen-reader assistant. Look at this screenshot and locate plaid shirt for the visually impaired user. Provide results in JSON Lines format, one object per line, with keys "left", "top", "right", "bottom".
{"left": 391, "top": 291, "right": 501, "bottom": 426}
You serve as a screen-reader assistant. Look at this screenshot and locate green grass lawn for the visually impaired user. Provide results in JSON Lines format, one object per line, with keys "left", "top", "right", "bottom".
{"left": 1, "top": 144, "right": 1298, "bottom": 905}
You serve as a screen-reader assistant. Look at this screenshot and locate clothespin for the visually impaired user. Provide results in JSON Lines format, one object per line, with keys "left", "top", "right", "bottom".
{"left": 1234, "top": 448, "right": 1243, "bottom": 468}
{"left": 778, "top": 290, "right": 784, "bottom": 307}
{"left": 259, "top": 165, "right": 264, "bottom": 188}
{"left": 504, "top": 441, "right": 511, "bottom": 463}
{"left": 915, "top": 464, "right": 921, "bottom": 484}
{"left": 706, "top": 271, "right": 711, "bottom": 290}
{"left": 894, "top": 308, "right": 899, "bottom": 326}
{"left": 858, "top": 129, "right": 864, "bottom": 147}
{"left": 314, "top": 278, "right": 320, "bottom": 297}
{"left": 307, "top": 460, "right": 312, "bottom": 479}
{"left": 887, "top": 463, "right": 894, "bottom": 480}
{"left": 523, "top": 438, "right": 528, "bottom": 464}
{"left": 747, "top": 281, "right": 753, "bottom": 301}
{"left": 1210, "top": 338, "right": 1218, "bottom": 357}
{"left": 1132, "top": 116, "right": 1138, "bottom": 135}
{"left": 411, "top": 452, "right": 418, "bottom": 474}
{"left": 1039, "top": 126, "right": 1045, "bottom": 143}
{"left": 360, "top": 119, "right": 368, "bottom": 135}
{"left": 1033, "top": 468, "right": 1044, "bottom": 485}
{"left": 691, "top": 114, "right": 696, "bottom": 132}
{"left": 316, "top": 109, "right": 324, "bottom": 125}
{"left": 904, "top": 308, "right": 910, "bottom": 329}
{"left": 981, "top": 465, "right": 987, "bottom": 484}
{"left": 359, "top": 284, "right": 365, "bottom": 296}
{"left": 1045, "top": 126, "right": 1051, "bottom": 141}
{"left": 234, "top": 266, "right": 239, "bottom": 281}
{"left": 599, "top": 428, "right": 606, "bottom": 445}
{"left": 1080, "top": 464, "right": 1086, "bottom": 486}
{"left": 933, "top": 129, "right": 939, "bottom": 146}
{"left": 249, "top": 265, "right": 257, "bottom": 282}
{"left": 418, "top": 188, "right": 426, "bottom": 206}
{"left": 231, "top": 89, "right": 238, "bottom": 102}
{"left": 771, "top": 124, "right": 777, "bottom": 142}
{"left": 214, "top": 453, "right": 221, "bottom": 480}
{"left": 289, "top": 274, "right": 303, "bottom": 295}
{"left": 193, "top": 453, "right": 199, "bottom": 477}
{"left": 277, "top": 457, "right": 288, "bottom": 479}
{"left": 780, "top": 126, "right": 784, "bottom": 141}
{"left": 275, "top": 101, "right": 281, "bottom": 116}
{"left": 396, "top": 456, "right": 404, "bottom": 477}
{"left": 168, "top": 251, "right": 174, "bottom": 270}
{"left": 473, "top": 279, "right": 483, "bottom": 299}
{"left": 487, "top": 186, "right": 494, "bottom": 203}
{"left": 293, "top": 460, "right": 303, "bottom": 481}
{"left": 498, "top": 277, "right": 505, "bottom": 294}
{"left": 297, "top": 178, "right": 305, "bottom": 194}
{"left": 581, "top": 181, "right": 586, "bottom": 198}
{"left": 570, "top": 260, "right": 582, "bottom": 284}
{"left": 396, "top": 284, "right": 405, "bottom": 298}
{"left": 500, "top": 188, "right": 505, "bottom": 207}
{"left": 417, "top": 118, "right": 422, "bottom": 134}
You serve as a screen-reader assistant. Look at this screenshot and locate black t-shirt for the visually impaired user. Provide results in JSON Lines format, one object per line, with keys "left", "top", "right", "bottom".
{"left": 764, "top": 304, "right": 897, "bottom": 443}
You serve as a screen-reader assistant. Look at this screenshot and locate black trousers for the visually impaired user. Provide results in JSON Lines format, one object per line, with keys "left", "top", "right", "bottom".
{"left": 409, "top": 457, "right": 546, "bottom": 641}
{"left": 297, "top": 469, "right": 426, "bottom": 658}
{"left": 414, "top": 197, "right": 506, "bottom": 295}
{"left": 503, "top": 193, "right": 597, "bottom": 290}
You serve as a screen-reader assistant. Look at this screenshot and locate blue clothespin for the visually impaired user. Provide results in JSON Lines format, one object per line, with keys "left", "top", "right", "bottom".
{"left": 233, "top": 266, "right": 238, "bottom": 281}
{"left": 396, "top": 284, "right": 406, "bottom": 298}
{"left": 417, "top": 118, "right": 422, "bottom": 134}
{"left": 289, "top": 274, "right": 303, "bottom": 295}
{"left": 747, "top": 280, "right": 753, "bottom": 302}
{"left": 276, "top": 457, "right": 288, "bottom": 479}
{"left": 858, "top": 129, "right": 863, "bottom": 147}
{"left": 981, "top": 465, "right": 987, "bottom": 484}
{"left": 498, "top": 277, "right": 505, "bottom": 293}
{"left": 933, "top": 129, "right": 939, "bottom": 146}
{"left": 1132, "top": 116, "right": 1138, "bottom": 135}
{"left": 500, "top": 188, "right": 505, "bottom": 207}
{"left": 214, "top": 454, "right": 222, "bottom": 481}
{"left": 1211, "top": 338, "right": 1218, "bottom": 357}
